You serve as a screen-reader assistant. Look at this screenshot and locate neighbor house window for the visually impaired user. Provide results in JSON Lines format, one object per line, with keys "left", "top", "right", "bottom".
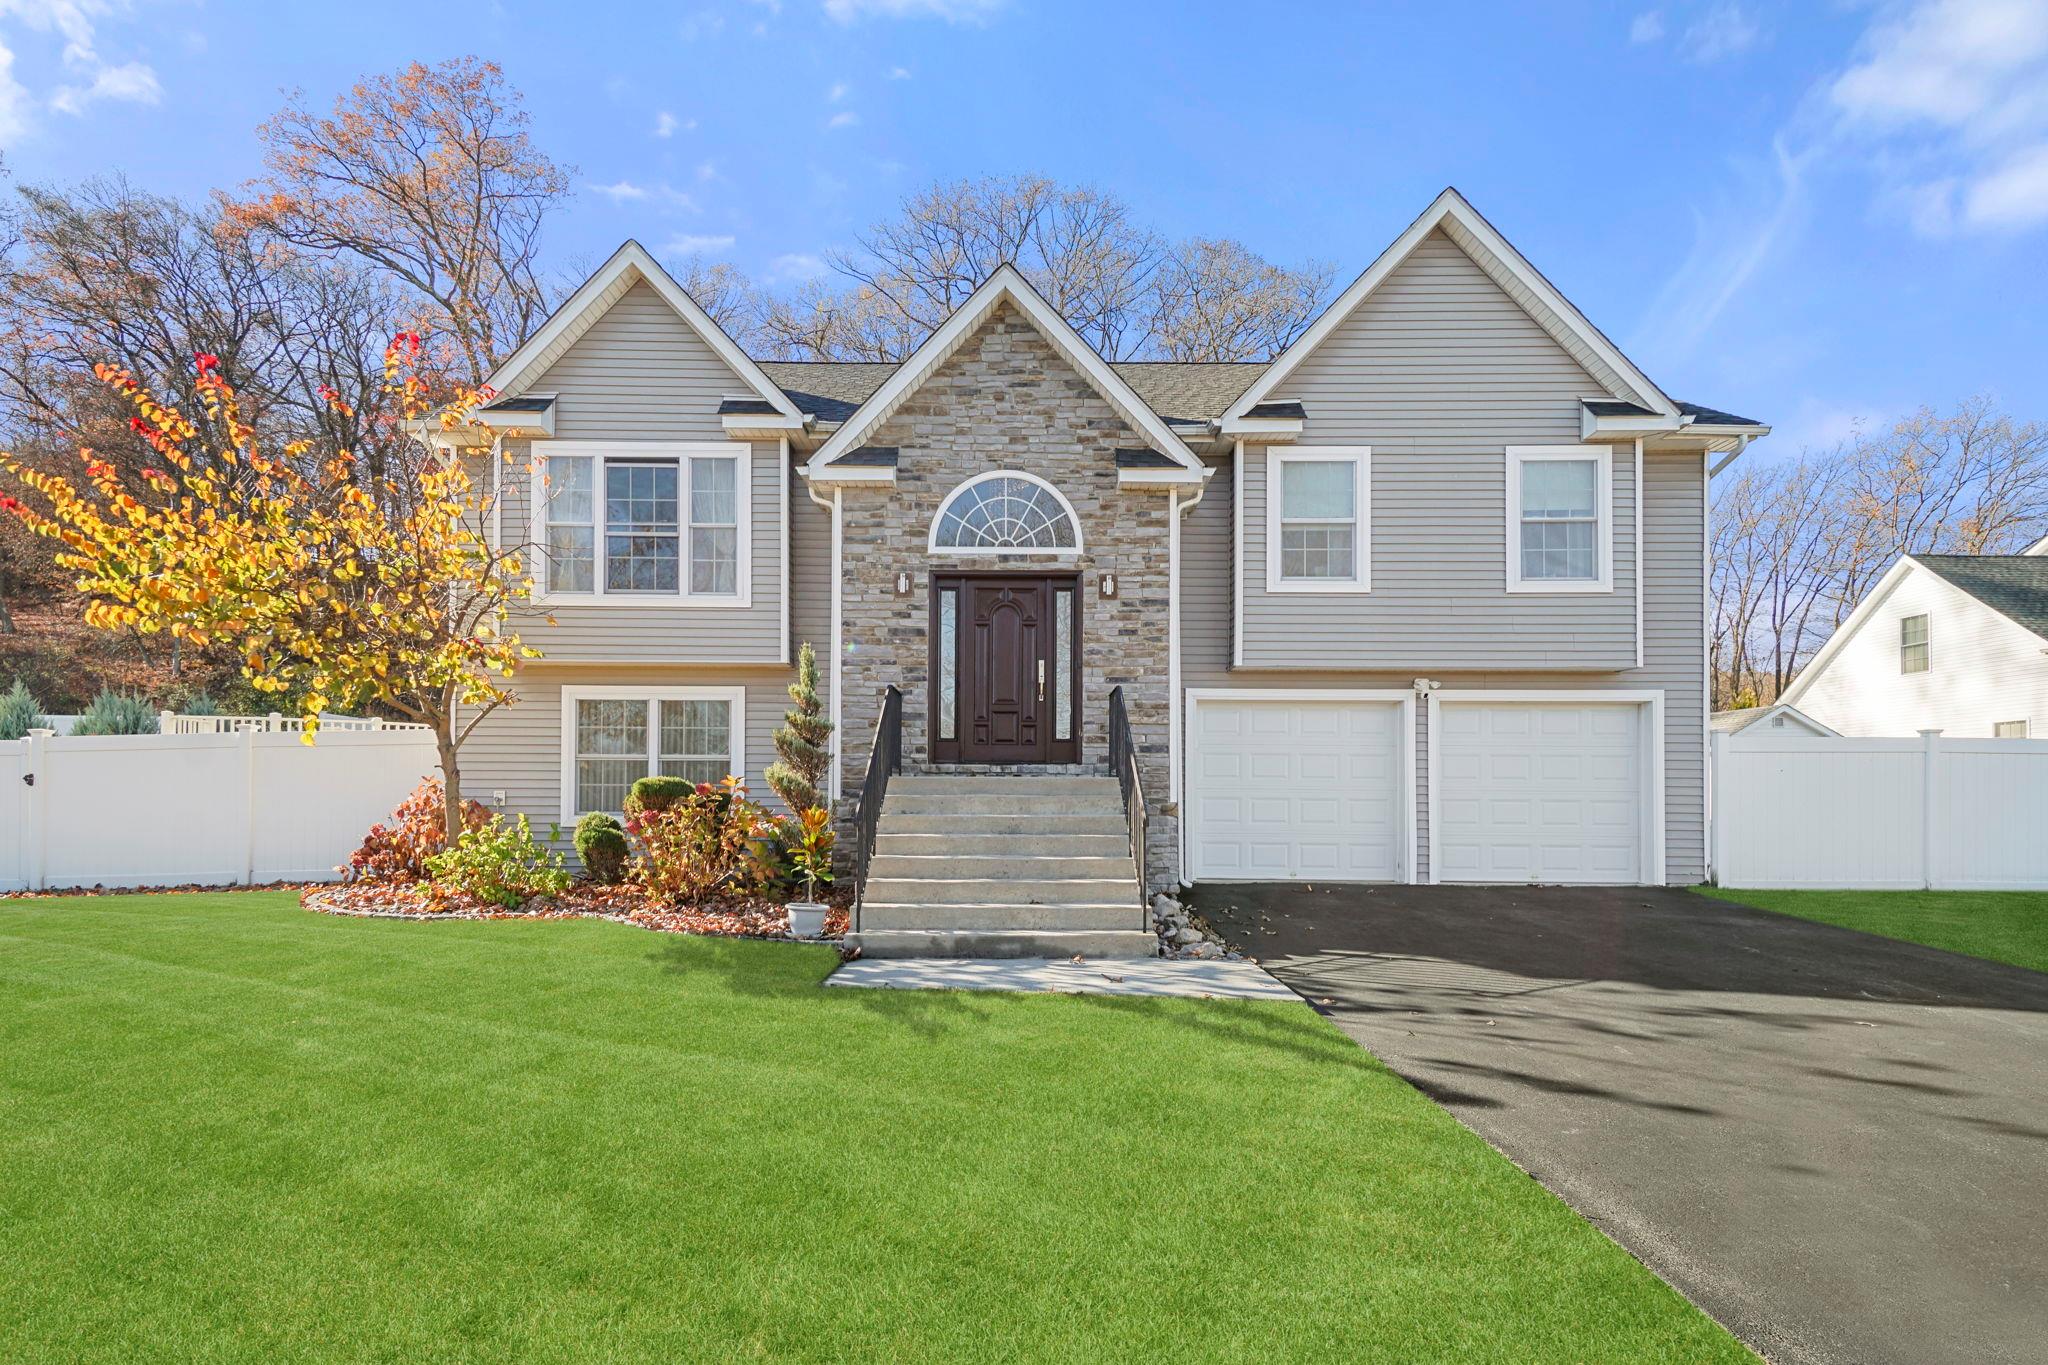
{"left": 1264, "top": 447, "right": 1370, "bottom": 591}
{"left": 1506, "top": 446, "right": 1613, "bottom": 593}
{"left": 1900, "top": 614, "right": 1930, "bottom": 674}
{"left": 539, "top": 444, "right": 748, "bottom": 600}
{"left": 1995, "top": 720, "right": 2028, "bottom": 739}
{"left": 561, "top": 687, "right": 744, "bottom": 821}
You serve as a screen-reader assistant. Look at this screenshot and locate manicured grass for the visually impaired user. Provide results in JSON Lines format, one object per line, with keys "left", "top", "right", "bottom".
{"left": 0, "top": 894, "right": 1744, "bottom": 1363}
{"left": 1701, "top": 887, "right": 2048, "bottom": 975}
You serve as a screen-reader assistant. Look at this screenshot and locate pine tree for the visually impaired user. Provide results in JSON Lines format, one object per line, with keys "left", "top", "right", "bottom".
{"left": 766, "top": 642, "right": 833, "bottom": 813}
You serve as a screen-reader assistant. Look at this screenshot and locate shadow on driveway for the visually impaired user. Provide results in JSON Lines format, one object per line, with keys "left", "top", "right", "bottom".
{"left": 1192, "top": 883, "right": 2048, "bottom": 1365}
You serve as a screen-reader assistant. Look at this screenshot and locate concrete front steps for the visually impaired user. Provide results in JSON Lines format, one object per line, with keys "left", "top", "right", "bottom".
{"left": 848, "top": 773, "right": 1156, "bottom": 959}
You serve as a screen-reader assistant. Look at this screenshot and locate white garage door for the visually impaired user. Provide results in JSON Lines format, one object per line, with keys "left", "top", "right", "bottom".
{"left": 1434, "top": 702, "right": 1645, "bottom": 884}
{"left": 1188, "top": 699, "right": 1406, "bottom": 881}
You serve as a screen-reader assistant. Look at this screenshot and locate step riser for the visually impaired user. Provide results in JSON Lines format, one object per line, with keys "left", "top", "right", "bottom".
{"left": 883, "top": 794, "right": 1124, "bottom": 817}
{"left": 889, "top": 775, "right": 1121, "bottom": 796}
{"left": 860, "top": 904, "right": 1144, "bottom": 931}
{"left": 846, "top": 929, "right": 1159, "bottom": 960}
{"left": 875, "top": 833, "right": 1132, "bottom": 857}
{"left": 877, "top": 814, "right": 1128, "bottom": 836}
{"left": 863, "top": 878, "right": 1138, "bottom": 906}
{"left": 868, "top": 854, "right": 1136, "bottom": 880}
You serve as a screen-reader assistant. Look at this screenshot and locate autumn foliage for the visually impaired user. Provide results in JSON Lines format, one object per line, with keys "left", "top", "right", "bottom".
{"left": 0, "top": 337, "right": 540, "bottom": 839}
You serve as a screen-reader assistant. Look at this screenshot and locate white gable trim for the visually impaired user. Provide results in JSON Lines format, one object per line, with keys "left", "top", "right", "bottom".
{"left": 483, "top": 240, "right": 806, "bottom": 424}
{"left": 1222, "top": 188, "right": 1679, "bottom": 427}
{"left": 805, "top": 264, "right": 1201, "bottom": 478}
{"left": 1778, "top": 556, "right": 1920, "bottom": 707}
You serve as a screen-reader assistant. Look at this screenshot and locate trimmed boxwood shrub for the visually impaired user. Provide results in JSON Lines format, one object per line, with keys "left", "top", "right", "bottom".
{"left": 574, "top": 811, "right": 629, "bottom": 884}
{"left": 625, "top": 775, "right": 695, "bottom": 815}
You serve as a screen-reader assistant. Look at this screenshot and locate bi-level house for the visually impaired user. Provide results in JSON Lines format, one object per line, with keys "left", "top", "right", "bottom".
{"left": 444, "top": 188, "right": 1767, "bottom": 956}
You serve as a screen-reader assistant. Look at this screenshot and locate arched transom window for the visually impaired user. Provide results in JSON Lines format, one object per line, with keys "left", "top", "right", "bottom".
{"left": 929, "top": 472, "right": 1082, "bottom": 555}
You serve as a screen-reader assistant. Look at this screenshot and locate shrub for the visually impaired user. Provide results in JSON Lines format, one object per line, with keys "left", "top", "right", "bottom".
{"left": 765, "top": 641, "right": 832, "bottom": 813}
{"left": 740, "top": 821, "right": 800, "bottom": 898}
{"left": 423, "top": 813, "right": 572, "bottom": 909}
{"left": 70, "top": 688, "right": 159, "bottom": 735}
{"left": 627, "top": 776, "right": 766, "bottom": 903}
{"left": 625, "top": 775, "right": 696, "bottom": 816}
{"left": 0, "top": 679, "right": 48, "bottom": 740}
{"left": 346, "top": 778, "right": 491, "bottom": 882}
{"left": 176, "top": 690, "right": 220, "bottom": 717}
{"left": 785, "top": 806, "right": 837, "bottom": 904}
{"left": 574, "top": 811, "right": 630, "bottom": 884}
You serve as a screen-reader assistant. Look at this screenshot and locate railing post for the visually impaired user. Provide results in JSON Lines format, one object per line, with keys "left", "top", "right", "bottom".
{"left": 158, "top": 709, "right": 176, "bottom": 735}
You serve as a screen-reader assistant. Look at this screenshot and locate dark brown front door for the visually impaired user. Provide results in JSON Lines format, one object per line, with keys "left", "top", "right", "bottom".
{"left": 931, "top": 573, "right": 1079, "bottom": 764}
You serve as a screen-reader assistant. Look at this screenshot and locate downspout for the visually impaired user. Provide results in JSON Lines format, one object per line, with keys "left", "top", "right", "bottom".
{"left": 804, "top": 475, "right": 843, "bottom": 803}
{"left": 1170, "top": 472, "right": 1209, "bottom": 889}
{"left": 1708, "top": 433, "right": 1752, "bottom": 479}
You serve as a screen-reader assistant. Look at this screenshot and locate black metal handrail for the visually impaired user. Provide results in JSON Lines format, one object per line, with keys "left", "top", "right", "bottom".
{"left": 1107, "top": 685, "right": 1149, "bottom": 923}
{"left": 850, "top": 685, "right": 902, "bottom": 932}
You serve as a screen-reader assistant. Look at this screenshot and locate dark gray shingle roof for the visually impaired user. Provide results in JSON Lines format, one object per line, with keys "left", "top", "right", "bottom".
{"left": 1678, "top": 400, "right": 1765, "bottom": 428}
{"left": 836, "top": 446, "right": 898, "bottom": 467}
{"left": 481, "top": 394, "right": 555, "bottom": 413}
{"left": 716, "top": 397, "right": 779, "bottom": 415}
{"left": 1114, "top": 448, "right": 1180, "bottom": 469}
{"left": 756, "top": 359, "right": 1261, "bottom": 427}
{"left": 1913, "top": 555, "right": 2048, "bottom": 640}
{"left": 1244, "top": 401, "right": 1306, "bottom": 420}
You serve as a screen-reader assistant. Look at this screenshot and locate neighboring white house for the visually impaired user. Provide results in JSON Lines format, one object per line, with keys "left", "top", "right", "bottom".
{"left": 1780, "top": 545, "right": 2048, "bottom": 738}
{"left": 1710, "top": 703, "right": 1834, "bottom": 738}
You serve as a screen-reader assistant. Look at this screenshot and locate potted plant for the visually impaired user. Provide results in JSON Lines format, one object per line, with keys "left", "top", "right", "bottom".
{"left": 783, "top": 806, "right": 835, "bottom": 937}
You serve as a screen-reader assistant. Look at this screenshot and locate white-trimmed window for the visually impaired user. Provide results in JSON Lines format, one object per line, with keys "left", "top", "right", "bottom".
{"left": 560, "top": 686, "right": 746, "bottom": 821}
{"left": 1995, "top": 719, "right": 2029, "bottom": 739}
{"left": 1265, "top": 447, "right": 1370, "bottom": 591}
{"left": 1900, "top": 614, "right": 1930, "bottom": 674}
{"left": 536, "top": 443, "right": 749, "bottom": 602}
{"left": 1506, "top": 446, "right": 1613, "bottom": 593}
{"left": 928, "top": 471, "right": 1082, "bottom": 555}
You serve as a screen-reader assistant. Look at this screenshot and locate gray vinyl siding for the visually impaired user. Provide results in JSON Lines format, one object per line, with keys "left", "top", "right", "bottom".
{"left": 487, "top": 277, "right": 788, "bottom": 664}
{"left": 1239, "top": 228, "right": 1636, "bottom": 670}
{"left": 787, "top": 457, "right": 834, "bottom": 691}
{"left": 456, "top": 666, "right": 803, "bottom": 850}
{"left": 1181, "top": 446, "right": 1708, "bottom": 885}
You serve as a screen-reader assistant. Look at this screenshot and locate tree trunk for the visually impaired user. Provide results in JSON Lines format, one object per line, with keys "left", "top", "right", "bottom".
{"left": 436, "top": 721, "right": 465, "bottom": 846}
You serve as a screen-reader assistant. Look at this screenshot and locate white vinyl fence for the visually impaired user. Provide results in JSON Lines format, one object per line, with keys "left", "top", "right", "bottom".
{"left": 0, "top": 726, "right": 439, "bottom": 892}
{"left": 1712, "top": 729, "right": 2048, "bottom": 890}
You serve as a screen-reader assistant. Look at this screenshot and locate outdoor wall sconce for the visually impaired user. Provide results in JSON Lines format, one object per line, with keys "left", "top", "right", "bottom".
{"left": 894, "top": 571, "right": 913, "bottom": 597}
{"left": 1099, "top": 572, "right": 1118, "bottom": 599}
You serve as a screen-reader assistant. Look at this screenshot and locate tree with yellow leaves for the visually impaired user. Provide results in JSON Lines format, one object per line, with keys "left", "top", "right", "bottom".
{"left": 0, "top": 337, "right": 539, "bottom": 842}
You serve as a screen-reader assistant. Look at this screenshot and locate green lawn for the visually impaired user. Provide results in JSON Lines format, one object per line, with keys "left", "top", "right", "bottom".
{"left": 1701, "top": 887, "right": 2048, "bottom": 975}
{"left": 0, "top": 893, "right": 1744, "bottom": 1363}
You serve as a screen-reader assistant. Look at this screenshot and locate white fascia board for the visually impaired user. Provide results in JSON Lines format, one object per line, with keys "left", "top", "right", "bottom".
{"left": 1225, "top": 187, "right": 1680, "bottom": 424}
{"left": 1777, "top": 556, "right": 1919, "bottom": 706}
{"left": 806, "top": 264, "right": 1201, "bottom": 476}
{"left": 483, "top": 240, "right": 804, "bottom": 424}
{"left": 1582, "top": 410, "right": 1684, "bottom": 442}
{"left": 801, "top": 465, "right": 897, "bottom": 486}
{"left": 1117, "top": 467, "right": 1207, "bottom": 488}
{"left": 1216, "top": 415, "right": 1304, "bottom": 439}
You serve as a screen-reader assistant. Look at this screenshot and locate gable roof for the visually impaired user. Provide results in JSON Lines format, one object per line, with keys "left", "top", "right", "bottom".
{"left": 804, "top": 264, "right": 1205, "bottom": 481}
{"left": 481, "top": 240, "right": 804, "bottom": 424}
{"left": 1222, "top": 187, "right": 1679, "bottom": 426}
{"left": 760, "top": 360, "right": 1258, "bottom": 429}
{"left": 1913, "top": 555, "right": 2048, "bottom": 641}
{"left": 1782, "top": 552, "right": 2048, "bottom": 706}
{"left": 1710, "top": 704, "right": 1836, "bottom": 737}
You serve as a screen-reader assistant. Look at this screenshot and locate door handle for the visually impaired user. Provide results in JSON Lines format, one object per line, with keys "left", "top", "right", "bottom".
{"left": 1037, "top": 659, "right": 1046, "bottom": 702}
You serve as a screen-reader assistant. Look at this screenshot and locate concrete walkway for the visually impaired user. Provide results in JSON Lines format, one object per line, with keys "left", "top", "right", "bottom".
{"left": 826, "top": 955, "right": 1297, "bottom": 999}
{"left": 1197, "top": 882, "right": 2048, "bottom": 1365}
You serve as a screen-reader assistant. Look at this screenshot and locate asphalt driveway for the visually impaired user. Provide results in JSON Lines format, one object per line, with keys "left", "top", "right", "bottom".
{"left": 1193, "top": 884, "right": 2048, "bottom": 1365}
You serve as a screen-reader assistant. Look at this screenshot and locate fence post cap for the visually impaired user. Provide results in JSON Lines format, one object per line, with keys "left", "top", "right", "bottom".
{"left": 1918, "top": 728, "right": 1944, "bottom": 738}
{"left": 26, "top": 727, "right": 54, "bottom": 737}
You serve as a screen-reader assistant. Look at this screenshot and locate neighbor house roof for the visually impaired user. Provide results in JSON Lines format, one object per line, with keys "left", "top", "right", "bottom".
{"left": 1912, "top": 555, "right": 2048, "bottom": 641}
{"left": 1710, "top": 704, "right": 1836, "bottom": 737}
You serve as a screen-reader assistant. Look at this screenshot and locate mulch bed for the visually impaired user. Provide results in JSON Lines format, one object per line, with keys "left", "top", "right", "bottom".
{"left": 303, "top": 882, "right": 849, "bottom": 942}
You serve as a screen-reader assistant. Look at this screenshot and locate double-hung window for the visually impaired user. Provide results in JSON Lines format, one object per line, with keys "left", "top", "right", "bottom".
{"left": 1506, "top": 446, "right": 1613, "bottom": 593}
{"left": 538, "top": 444, "right": 748, "bottom": 601}
{"left": 561, "top": 686, "right": 745, "bottom": 820}
{"left": 1265, "top": 447, "right": 1370, "bottom": 591}
{"left": 1900, "top": 614, "right": 1930, "bottom": 674}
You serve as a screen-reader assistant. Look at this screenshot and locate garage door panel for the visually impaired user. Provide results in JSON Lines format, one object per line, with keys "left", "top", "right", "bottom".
{"left": 1437, "top": 701, "right": 1644, "bottom": 885}
{"left": 1190, "top": 699, "right": 1407, "bottom": 882}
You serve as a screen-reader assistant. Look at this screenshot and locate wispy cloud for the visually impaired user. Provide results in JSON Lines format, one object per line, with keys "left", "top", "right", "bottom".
{"left": 1682, "top": 2, "right": 1762, "bottom": 63}
{"left": 1828, "top": 0, "right": 2048, "bottom": 234}
{"left": 1629, "top": 10, "right": 1664, "bottom": 44}
{"left": 663, "top": 233, "right": 736, "bottom": 255}
{"left": 768, "top": 252, "right": 829, "bottom": 283}
{"left": 822, "top": 0, "right": 1003, "bottom": 24}
{"left": 827, "top": 80, "right": 850, "bottom": 102}
{"left": 0, "top": 0, "right": 162, "bottom": 131}
{"left": 825, "top": 110, "right": 858, "bottom": 129}
{"left": 679, "top": 9, "right": 725, "bottom": 39}
{"left": 653, "top": 110, "right": 684, "bottom": 138}
{"left": 888, "top": 64, "right": 912, "bottom": 79}
{"left": 591, "top": 180, "right": 649, "bottom": 202}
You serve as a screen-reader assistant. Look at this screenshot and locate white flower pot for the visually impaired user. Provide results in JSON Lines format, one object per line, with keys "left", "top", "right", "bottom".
{"left": 786, "top": 901, "right": 828, "bottom": 938}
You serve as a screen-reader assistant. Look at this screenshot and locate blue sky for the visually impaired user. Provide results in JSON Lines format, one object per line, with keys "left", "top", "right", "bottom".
{"left": 1, "top": 0, "right": 2045, "bottom": 461}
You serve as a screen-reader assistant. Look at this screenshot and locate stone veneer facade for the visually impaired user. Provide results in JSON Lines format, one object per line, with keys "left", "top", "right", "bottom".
{"left": 834, "top": 302, "right": 1179, "bottom": 891}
